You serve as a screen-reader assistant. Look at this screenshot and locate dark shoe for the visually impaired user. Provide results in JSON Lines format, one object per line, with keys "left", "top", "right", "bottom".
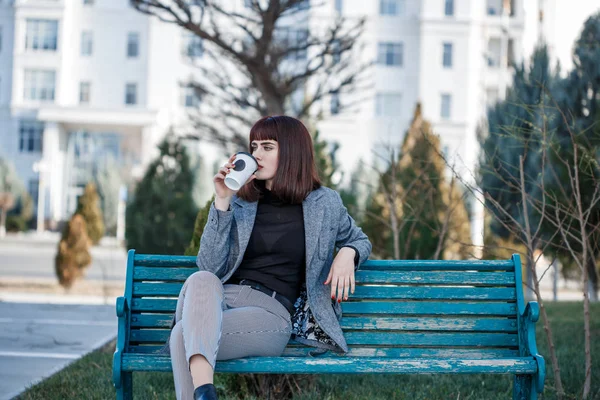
{"left": 194, "top": 383, "right": 218, "bottom": 400}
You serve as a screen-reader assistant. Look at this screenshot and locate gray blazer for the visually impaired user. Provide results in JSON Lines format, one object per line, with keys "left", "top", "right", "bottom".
{"left": 197, "top": 186, "right": 372, "bottom": 352}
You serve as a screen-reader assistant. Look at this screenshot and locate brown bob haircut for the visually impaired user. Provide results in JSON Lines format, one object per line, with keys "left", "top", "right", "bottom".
{"left": 236, "top": 115, "right": 321, "bottom": 204}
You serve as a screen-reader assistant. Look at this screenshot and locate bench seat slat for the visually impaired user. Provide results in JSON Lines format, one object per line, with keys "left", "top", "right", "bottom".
{"left": 125, "top": 345, "right": 520, "bottom": 359}
{"left": 132, "top": 268, "right": 516, "bottom": 286}
{"left": 130, "top": 329, "right": 517, "bottom": 347}
{"left": 122, "top": 355, "right": 536, "bottom": 374}
{"left": 131, "top": 314, "right": 517, "bottom": 332}
{"left": 129, "top": 299, "right": 517, "bottom": 316}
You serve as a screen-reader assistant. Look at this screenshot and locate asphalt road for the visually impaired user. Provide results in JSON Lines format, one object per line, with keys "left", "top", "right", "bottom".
{"left": 0, "top": 242, "right": 127, "bottom": 282}
{"left": 0, "top": 302, "right": 116, "bottom": 400}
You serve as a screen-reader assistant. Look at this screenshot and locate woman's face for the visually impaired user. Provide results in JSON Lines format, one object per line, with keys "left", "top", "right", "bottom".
{"left": 251, "top": 139, "right": 279, "bottom": 186}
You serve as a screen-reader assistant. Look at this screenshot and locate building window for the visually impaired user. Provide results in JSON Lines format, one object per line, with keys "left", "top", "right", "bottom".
{"left": 507, "top": 38, "right": 515, "bottom": 67}
{"left": 335, "top": 0, "right": 343, "bottom": 13}
{"left": 330, "top": 91, "right": 340, "bottom": 115}
{"left": 375, "top": 93, "right": 402, "bottom": 117}
{"left": 332, "top": 39, "right": 341, "bottom": 64}
{"left": 28, "top": 179, "right": 39, "bottom": 205}
{"left": 487, "top": 38, "right": 501, "bottom": 67}
{"left": 441, "top": 93, "right": 452, "bottom": 119}
{"left": 380, "top": 0, "right": 404, "bottom": 16}
{"left": 25, "top": 19, "right": 58, "bottom": 51}
{"left": 79, "top": 82, "right": 90, "bottom": 104}
{"left": 444, "top": 0, "right": 454, "bottom": 16}
{"left": 83, "top": 0, "right": 94, "bottom": 5}
{"left": 181, "top": 86, "right": 201, "bottom": 108}
{"left": 127, "top": 32, "right": 139, "bottom": 58}
{"left": 442, "top": 42, "right": 453, "bottom": 68}
{"left": 182, "top": 31, "right": 203, "bottom": 58}
{"left": 244, "top": 0, "right": 252, "bottom": 7}
{"left": 19, "top": 120, "right": 44, "bottom": 153}
{"left": 486, "top": 88, "right": 499, "bottom": 106}
{"left": 23, "top": 70, "right": 55, "bottom": 101}
{"left": 81, "top": 31, "right": 93, "bottom": 56}
{"left": 377, "top": 42, "right": 403, "bottom": 66}
{"left": 125, "top": 83, "right": 137, "bottom": 105}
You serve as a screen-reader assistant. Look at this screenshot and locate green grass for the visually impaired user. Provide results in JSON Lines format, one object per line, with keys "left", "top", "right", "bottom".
{"left": 17, "top": 302, "right": 599, "bottom": 400}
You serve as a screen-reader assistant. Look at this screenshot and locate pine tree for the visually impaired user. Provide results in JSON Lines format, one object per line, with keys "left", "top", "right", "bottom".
{"left": 55, "top": 214, "right": 92, "bottom": 289}
{"left": 363, "top": 104, "right": 471, "bottom": 259}
{"left": 75, "top": 183, "right": 105, "bottom": 245}
{"left": 125, "top": 136, "right": 198, "bottom": 255}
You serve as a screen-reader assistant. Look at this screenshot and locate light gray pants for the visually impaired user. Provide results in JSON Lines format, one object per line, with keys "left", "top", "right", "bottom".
{"left": 170, "top": 271, "right": 292, "bottom": 400}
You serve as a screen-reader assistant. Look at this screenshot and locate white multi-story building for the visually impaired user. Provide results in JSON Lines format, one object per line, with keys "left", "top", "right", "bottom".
{"left": 316, "top": 0, "right": 556, "bottom": 249}
{"left": 0, "top": 0, "right": 557, "bottom": 239}
{"left": 0, "top": 0, "right": 223, "bottom": 229}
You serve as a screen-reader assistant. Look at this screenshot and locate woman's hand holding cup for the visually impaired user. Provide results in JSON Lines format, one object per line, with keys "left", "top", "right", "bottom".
{"left": 213, "top": 153, "right": 257, "bottom": 210}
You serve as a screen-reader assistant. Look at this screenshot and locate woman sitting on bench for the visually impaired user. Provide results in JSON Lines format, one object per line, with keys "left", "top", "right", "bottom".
{"left": 169, "top": 115, "right": 372, "bottom": 400}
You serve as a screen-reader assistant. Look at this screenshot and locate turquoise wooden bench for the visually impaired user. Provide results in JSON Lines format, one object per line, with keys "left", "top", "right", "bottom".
{"left": 113, "top": 251, "right": 545, "bottom": 399}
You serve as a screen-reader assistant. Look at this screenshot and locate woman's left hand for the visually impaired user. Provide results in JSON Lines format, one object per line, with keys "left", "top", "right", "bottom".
{"left": 324, "top": 247, "right": 356, "bottom": 303}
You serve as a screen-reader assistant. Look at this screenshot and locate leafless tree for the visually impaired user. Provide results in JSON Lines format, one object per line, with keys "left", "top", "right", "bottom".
{"left": 131, "top": 0, "right": 370, "bottom": 152}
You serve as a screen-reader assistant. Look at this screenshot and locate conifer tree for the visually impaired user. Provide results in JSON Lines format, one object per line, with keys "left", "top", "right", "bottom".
{"left": 75, "top": 183, "right": 105, "bottom": 245}
{"left": 126, "top": 136, "right": 198, "bottom": 255}
{"left": 55, "top": 214, "right": 92, "bottom": 288}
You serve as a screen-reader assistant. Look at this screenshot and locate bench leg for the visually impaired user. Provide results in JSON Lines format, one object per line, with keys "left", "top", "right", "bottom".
{"left": 513, "top": 374, "right": 537, "bottom": 400}
{"left": 116, "top": 372, "right": 133, "bottom": 400}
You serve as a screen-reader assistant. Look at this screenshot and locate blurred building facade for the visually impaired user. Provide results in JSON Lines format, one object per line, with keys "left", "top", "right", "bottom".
{"left": 315, "top": 0, "right": 556, "bottom": 251}
{"left": 0, "top": 0, "right": 222, "bottom": 227}
{"left": 0, "top": 0, "right": 556, "bottom": 234}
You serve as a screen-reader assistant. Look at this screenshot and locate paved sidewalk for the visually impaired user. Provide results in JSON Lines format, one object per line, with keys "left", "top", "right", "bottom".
{"left": 0, "top": 302, "right": 116, "bottom": 400}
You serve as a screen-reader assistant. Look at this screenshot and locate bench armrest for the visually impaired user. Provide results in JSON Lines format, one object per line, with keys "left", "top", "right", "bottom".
{"left": 113, "top": 296, "right": 130, "bottom": 388}
{"left": 518, "top": 301, "right": 545, "bottom": 393}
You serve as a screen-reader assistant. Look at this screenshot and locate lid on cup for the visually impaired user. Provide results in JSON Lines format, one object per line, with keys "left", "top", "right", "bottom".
{"left": 236, "top": 151, "right": 258, "bottom": 163}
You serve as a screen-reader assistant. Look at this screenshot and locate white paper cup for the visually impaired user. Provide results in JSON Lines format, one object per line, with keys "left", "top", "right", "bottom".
{"left": 224, "top": 152, "right": 259, "bottom": 191}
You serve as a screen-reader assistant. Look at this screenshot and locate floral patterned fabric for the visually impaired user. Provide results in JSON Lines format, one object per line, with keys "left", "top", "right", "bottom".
{"left": 290, "top": 284, "right": 343, "bottom": 354}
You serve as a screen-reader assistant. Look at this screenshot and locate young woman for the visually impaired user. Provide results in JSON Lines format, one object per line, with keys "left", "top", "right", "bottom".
{"left": 169, "top": 115, "right": 372, "bottom": 400}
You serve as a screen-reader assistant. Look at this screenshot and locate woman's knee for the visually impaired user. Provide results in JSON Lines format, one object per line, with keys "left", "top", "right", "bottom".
{"left": 186, "top": 271, "right": 222, "bottom": 290}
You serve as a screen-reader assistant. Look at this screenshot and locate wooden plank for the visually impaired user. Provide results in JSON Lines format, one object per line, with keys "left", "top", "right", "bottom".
{"left": 354, "top": 271, "right": 515, "bottom": 286}
{"left": 344, "top": 332, "right": 518, "bottom": 347}
{"left": 134, "top": 267, "right": 197, "bottom": 282}
{"left": 122, "top": 355, "right": 536, "bottom": 374}
{"left": 281, "top": 347, "right": 520, "bottom": 359}
{"left": 352, "top": 287, "right": 516, "bottom": 300}
{"left": 131, "top": 283, "right": 516, "bottom": 301}
{"left": 129, "top": 329, "right": 517, "bottom": 347}
{"left": 132, "top": 255, "right": 515, "bottom": 271}
{"left": 125, "top": 345, "right": 520, "bottom": 359}
{"left": 130, "top": 314, "right": 517, "bottom": 332}
{"left": 130, "top": 299, "right": 517, "bottom": 316}
{"left": 342, "top": 302, "right": 517, "bottom": 316}
{"left": 359, "top": 260, "right": 514, "bottom": 271}
{"left": 132, "top": 269, "right": 516, "bottom": 285}
{"left": 340, "top": 316, "right": 517, "bottom": 332}
{"left": 130, "top": 298, "right": 177, "bottom": 313}
{"left": 134, "top": 255, "right": 196, "bottom": 267}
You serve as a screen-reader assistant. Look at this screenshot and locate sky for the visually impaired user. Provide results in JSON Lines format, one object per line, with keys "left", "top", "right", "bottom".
{"left": 551, "top": 2, "right": 599, "bottom": 72}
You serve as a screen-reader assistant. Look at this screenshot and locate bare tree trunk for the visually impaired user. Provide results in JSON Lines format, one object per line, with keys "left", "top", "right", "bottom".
{"left": 0, "top": 207, "right": 6, "bottom": 238}
{"left": 586, "top": 254, "right": 598, "bottom": 302}
{"left": 582, "top": 255, "right": 592, "bottom": 399}
{"left": 519, "top": 156, "right": 565, "bottom": 398}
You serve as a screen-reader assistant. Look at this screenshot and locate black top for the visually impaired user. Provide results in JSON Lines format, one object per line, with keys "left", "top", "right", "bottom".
{"left": 226, "top": 186, "right": 306, "bottom": 304}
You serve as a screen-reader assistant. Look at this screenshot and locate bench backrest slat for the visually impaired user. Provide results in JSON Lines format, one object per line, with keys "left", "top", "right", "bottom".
{"left": 125, "top": 252, "right": 521, "bottom": 358}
